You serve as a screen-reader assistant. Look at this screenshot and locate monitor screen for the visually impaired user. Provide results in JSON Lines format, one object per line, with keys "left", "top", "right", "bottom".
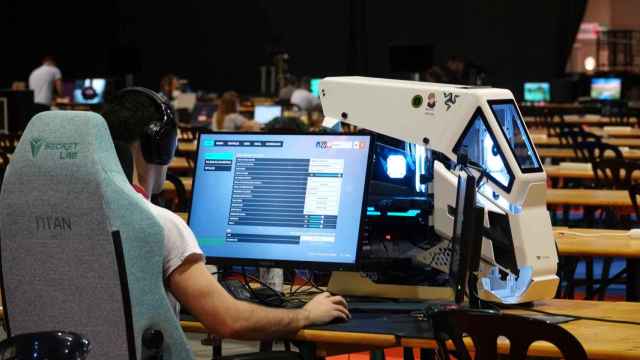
{"left": 253, "top": 105, "right": 282, "bottom": 124}
{"left": 591, "top": 77, "right": 621, "bottom": 100}
{"left": 310, "top": 78, "right": 321, "bottom": 97}
{"left": 73, "top": 79, "right": 107, "bottom": 104}
{"left": 189, "top": 132, "right": 374, "bottom": 269}
{"left": 523, "top": 82, "right": 550, "bottom": 102}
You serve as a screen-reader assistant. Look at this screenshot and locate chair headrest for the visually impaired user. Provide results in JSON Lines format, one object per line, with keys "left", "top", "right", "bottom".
{"left": 6, "top": 110, "right": 128, "bottom": 187}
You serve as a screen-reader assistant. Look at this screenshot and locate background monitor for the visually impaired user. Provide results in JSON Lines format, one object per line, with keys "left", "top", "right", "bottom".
{"left": 253, "top": 105, "right": 282, "bottom": 124}
{"left": 523, "top": 82, "right": 550, "bottom": 102}
{"left": 310, "top": 78, "right": 321, "bottom": 97}
{"left": 189, "top": 132, "right": 373, "bottom": 269}
{"left": 73, "top": 78, "right": 107, "bottom": 104}
{"left": 591, "top": 77, "right": 621, "bottom": 100}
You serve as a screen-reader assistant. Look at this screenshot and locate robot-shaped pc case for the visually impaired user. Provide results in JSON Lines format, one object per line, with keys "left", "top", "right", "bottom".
{"left": 321, "top": 77, "right": 559, "bottom": 304}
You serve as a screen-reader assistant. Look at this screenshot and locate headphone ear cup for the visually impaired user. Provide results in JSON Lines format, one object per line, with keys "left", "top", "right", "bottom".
{"left": 141, "top": 121, "right": 177, "bottom": 165}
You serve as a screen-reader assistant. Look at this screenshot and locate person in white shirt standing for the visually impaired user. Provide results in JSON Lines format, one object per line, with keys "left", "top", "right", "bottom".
{"left": 290, "top": 77, "right": 321, "bottom": 111}
{"left": 28, "top": 55, "right": 63, "bottom": 108}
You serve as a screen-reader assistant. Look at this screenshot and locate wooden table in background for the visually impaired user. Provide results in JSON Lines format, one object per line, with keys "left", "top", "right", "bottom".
{"left": 181, "top": 300, "right": 640, "bottom": 360}
{"left": 554, "top": 227, "right": 640, "bottom": 300}
{"left": 537, "top": 148, "right": 640, "bottom": 161}
{"left": 532, "top": 136, "right": 640, "bottom": 148}
{"left": 402, "top": 299, "right": 640, "bottom": 359}
{"left": 546, "top": 188, "right": 631, "bottom": 207}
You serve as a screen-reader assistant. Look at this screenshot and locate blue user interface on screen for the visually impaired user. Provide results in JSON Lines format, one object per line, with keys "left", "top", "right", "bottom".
{"left": 189, "top": 133, "right": 372, "bottom": 265}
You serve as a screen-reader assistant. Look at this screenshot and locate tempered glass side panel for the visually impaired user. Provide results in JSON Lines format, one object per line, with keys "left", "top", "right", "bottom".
{"left": 453, "top": 108, "right": 513, "bottom": 192}
{"left": 489, "top": 100, "right": 542, "bottom": 173}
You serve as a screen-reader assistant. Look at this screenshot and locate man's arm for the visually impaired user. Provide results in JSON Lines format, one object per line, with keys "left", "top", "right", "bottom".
{"left": 168, "top": 256, "right": 350, "bottom": 340}
{"left": 54, "top": 79, "right": 63, "bottom": 98}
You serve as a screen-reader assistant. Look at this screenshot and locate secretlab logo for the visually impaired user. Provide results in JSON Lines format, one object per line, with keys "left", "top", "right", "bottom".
{"left": 30, "top": 137, "right": 45, "bottom": 158}
{"left": 30, "top": 137, "right": 79, "bottom": 160}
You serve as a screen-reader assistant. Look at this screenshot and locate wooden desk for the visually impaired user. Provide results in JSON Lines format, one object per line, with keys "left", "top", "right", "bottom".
{"left": 537, "top": 147, "right": 640, "bottom": 160}
{"left": 546, "top": 188, "right": 631, "bottom": 207}
{"left": 544, "top": 164, "right": 640, "bottom": 182}
{"left": 554, "top": 228, "right": 640, "bottom": 301}
{"left": 402, "top": 299, "right": 640, "bottom": 359}
{"left": 168, "top": 157, "right": 192, "bottom": 174}
{"left": 183, "top": 300, "right": 640, "bottom": 360}
{"left": 532, "top": 136, "right": 640, "bottom": 148}
{"left": 178, "top": 141, "right": 197, "bottom": 153}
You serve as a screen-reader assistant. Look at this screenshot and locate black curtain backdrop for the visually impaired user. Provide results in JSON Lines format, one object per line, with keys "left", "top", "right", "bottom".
{"left": 0, "top": 0, "right": 586, "bottom": 98}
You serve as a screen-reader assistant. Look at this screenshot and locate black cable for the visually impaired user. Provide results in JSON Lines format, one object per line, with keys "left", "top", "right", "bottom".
{"left": 497, "top": 304, "right": 640, "bottom": 327}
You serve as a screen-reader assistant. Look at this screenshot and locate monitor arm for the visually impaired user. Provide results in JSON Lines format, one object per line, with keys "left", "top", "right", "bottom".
{"left": 320, "top": 76, "right": 558, "bottom": 304}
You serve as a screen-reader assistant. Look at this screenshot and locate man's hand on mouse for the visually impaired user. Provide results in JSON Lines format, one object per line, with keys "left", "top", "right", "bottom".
{"left": 301, "top": 292, "right": 351, "bottom": 326}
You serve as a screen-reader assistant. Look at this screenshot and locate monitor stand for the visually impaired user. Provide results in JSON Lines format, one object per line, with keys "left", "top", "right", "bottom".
{"left": 328, "top": 271, "right": 454, "bottom": 301}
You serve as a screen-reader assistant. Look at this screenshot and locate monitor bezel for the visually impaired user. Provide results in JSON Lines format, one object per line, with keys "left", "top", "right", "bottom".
{"left": 187, "top": 130, "right": 375, "bottom": 271}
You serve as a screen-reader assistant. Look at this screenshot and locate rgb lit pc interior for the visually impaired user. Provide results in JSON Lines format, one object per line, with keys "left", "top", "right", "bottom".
{"left": 188, "top": 133, "right": 373, "bottom": 269}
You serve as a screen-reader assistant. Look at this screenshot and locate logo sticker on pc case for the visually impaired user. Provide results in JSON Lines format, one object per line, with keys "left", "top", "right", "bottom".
{"left": 30, "top": 137, "right": 79, "bottom": 160}
{"left": 444, "top": 92, "right": 460, "bottom": 111}
{"left": 426, "top": 93, "right": 436, "bottom": 109}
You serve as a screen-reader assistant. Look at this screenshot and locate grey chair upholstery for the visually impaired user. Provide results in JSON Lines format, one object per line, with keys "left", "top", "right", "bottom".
{"left": 0, "top": 111, "right": 193, "bottom": 359}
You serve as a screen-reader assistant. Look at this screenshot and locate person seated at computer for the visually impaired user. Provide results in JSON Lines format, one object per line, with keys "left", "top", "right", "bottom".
{"left": 28, "top": 55, "right": 63, "bottom": 111}
{"left": 102, "top": 89, "right": 349, "bottom": 340}
{"left": 290, "top": 77, "right": 320, "bottom": 111}
{"left": 212, "top": 91, "right": 249, "bottom": 131}
{"left": 278, "top": 74, "right": 297, "bottom": 101}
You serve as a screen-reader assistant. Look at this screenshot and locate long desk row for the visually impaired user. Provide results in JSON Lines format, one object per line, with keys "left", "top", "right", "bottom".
{"left": 181, "top": 299, "right": 640, "bottom": 359}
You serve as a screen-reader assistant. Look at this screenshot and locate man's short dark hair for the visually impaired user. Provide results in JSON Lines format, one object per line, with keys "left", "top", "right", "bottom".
{"left": 101, "top": 91, "right": 162, "bottom": 145}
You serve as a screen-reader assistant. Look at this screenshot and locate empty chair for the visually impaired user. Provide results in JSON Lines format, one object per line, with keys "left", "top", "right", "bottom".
{"left": 575, "top": 140, "right": 623, "bottom": 163}
{"left": 593, "top": 158, "right": 640, "bottom": 189}
{"left": 429, "top": 308, "right": 588, "bottom": 360}
{"left": 0, "top": 111, "right": 193, "bottom": 359}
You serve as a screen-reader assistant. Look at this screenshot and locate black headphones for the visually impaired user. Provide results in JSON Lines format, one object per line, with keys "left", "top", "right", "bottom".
{"left": 117, "top": 87, "right": 177, "bottom": 165}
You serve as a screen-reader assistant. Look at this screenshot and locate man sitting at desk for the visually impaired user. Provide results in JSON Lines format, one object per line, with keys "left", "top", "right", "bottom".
{"left": 102, "top": 88, "right": 350, "bottom": 340}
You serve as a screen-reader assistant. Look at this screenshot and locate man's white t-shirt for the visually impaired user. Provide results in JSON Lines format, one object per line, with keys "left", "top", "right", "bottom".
{"left": 28, "top": 64, "right": 62, "bottom": 105}
{"left": 290, "top": 89, "right": 320, "bottom": 111}
{"left": 144, "top": 199, "right": 204, "bottom": 315}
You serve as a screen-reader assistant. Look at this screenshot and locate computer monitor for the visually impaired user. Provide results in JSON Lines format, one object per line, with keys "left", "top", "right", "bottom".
{"left": 591, "top": 77, "right": 622, "bottom": 100}
{"left": 450, "top": 170, "right": 483, "bottom": 305}
{"left": 253, "top": 105, "right": 282, "bottom": 124}
{"left": 523, "top": 82, "right": 550, "bottom": 102}
{"left": 189, "top": 132, "right": 374, "bottom": 269}
{"left": 73, "top": 78, "right": 107, "bottom": 104}
{"left": 310, "top": 78, "right": 321, "bottom": 97}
